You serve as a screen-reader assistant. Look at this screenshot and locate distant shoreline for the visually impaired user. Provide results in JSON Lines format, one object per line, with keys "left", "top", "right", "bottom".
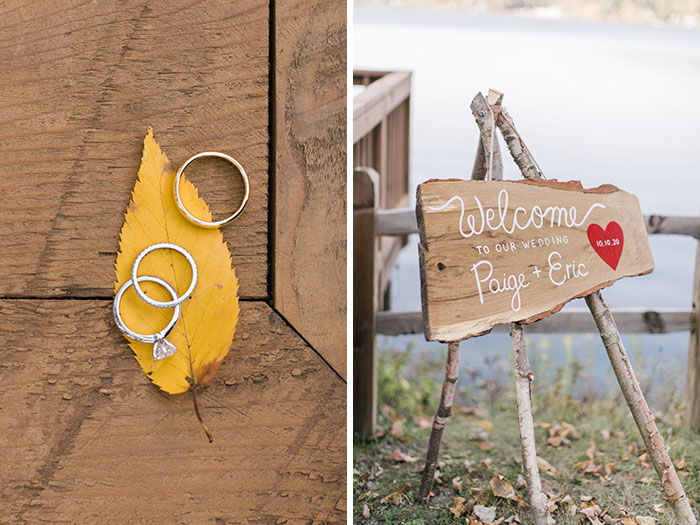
{"left": 355, "top": 0, "right": 700, "bottom": 30}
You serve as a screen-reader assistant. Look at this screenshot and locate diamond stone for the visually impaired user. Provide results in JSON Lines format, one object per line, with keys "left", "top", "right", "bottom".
{"left": 153, "top": 338, "right": 177, "bottom": 360}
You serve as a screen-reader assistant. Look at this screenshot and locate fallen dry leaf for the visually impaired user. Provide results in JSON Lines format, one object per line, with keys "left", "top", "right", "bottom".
{"left": 479, "top": 441, "right": 495, "bottom": 451}
{"left": 575, "top": 459, "right": 602, "bottom": 475}
{"left": 652, "top": 503, "right": 665, "bottom": 513}
{"left": 561, "top": 421, "right": 580, "bottom": 438}
{"left": 115, "top": 128, "right": 239, "bottom": 394}
{"left": 477, "top": 420, "right": 494, "bottom": 432}
{"left": 635, "top": 517, "right": 657, "bottom": 525}
{"left": 473, "top": 504, "right": 497, "bottom": 523}
{"left": 356, "top": 490, "right": 375, "bottom": 502}
{"left": 462, "top": 406, "right": 490, "bottom": 418}
{"left": 638, "top": 476, "right": 654, "bottom": 484}
{"left": 470, "top": 428, "right": 490, "bottom": 441}
{"left": 547, "top": 436, "right": 563, "bottom": 447}
{"left": 579, "top": 503, "right": 603, "bottom": 524}
{"left": 449, "top": 496, "right": 468, "bottom": 517}
{"left": 586, "top": 440, "right": 596, "bottom": 460}
{"left": 392, "top": 448, "right": 418, "bottom": 463}
{"left": 452, "top": 476, "right": 464, "bottom": 492}
{"left": 380, "top": 483, "right": 411, "bottom": 504}
{"left": 490, "top": 475, "right": 516, "bottom": 500}
{"left": 600, "top": 429, "right": 611, "bottom": 441}
{"left": 674, "top": 458, "right": 687, "bottom": 470}
{"left": 362, "top": 504, "right": 370, "bottom": 518}
{"left": 537, "top": 456, "right": 557, "bottom": 476}
{"left": 480, "top": 458, "right": 493, "bottom": 469}
{"left": 638, "top": 451, "right": 651, "bottom": 469}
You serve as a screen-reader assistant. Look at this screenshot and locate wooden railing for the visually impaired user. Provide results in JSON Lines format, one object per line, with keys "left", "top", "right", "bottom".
{"left": 353, "top": 170, "right": 700, "bottom": 435}
{"left": 354, "top": 70, "right": 412, "bottom": 308}
{"left": 353, "top": 71, "right": 412, "bottom": 435}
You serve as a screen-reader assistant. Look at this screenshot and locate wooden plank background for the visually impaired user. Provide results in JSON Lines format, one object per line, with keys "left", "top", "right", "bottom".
{"left": 274, "top": 0, "right": 347, "bottom": 378}
{"left": 0, "top": 0, "right": 346, "bottom": 521}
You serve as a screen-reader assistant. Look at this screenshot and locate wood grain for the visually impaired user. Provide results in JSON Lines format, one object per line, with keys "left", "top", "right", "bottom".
{"left": 353, "top": 168, "right": 379, "bottom": 436}
{"left": 417, "top": 179, "right": 655, "bottom": 341}
{"left": 0, "top": 300, "right": 346, "bottom": 522}
{"left": 0, "top": 0, "right": 269, "bottom": 299}
{"left": 273, "top": 0, "right": 347, "bottom": 378}
{"left": 0, "top": 1, "right": 347, "bottom": 521}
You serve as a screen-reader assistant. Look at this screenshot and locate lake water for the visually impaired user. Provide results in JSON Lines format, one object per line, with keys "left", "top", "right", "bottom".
{"left": 354, "top": 5, "right": 700, "bottom": 398}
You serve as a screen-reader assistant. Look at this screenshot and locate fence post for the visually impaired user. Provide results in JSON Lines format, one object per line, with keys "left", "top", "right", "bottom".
{"left": 685, "top": 228, "right": 700, "bottom": 430}
{"left": 354, "top": 167, "right": 380, "bottom": 436}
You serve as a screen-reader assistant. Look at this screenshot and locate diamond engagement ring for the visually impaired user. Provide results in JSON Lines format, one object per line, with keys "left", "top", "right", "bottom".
{"left": 113, "top": 275, "right": 181, "bottom": 360}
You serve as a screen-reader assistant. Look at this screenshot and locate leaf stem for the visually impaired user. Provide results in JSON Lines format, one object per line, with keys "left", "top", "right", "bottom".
{"left": 190, "top": 385, "right": 213, "bottom": 443}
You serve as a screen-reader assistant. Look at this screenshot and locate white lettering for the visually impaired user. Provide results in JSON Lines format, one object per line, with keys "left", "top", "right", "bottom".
{"left": 471, "top": 259, "right": 530, "bottom": 311}
{"left": 428, "top": 189, "right": 605, "bottom": 239}
{"left": 548, "top": 251, "right": 588, "bottom": 286}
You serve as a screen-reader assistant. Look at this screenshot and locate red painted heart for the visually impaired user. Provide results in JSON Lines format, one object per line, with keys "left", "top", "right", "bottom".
{"left": 587, "top": 222, "right": 624, "bottom": 270}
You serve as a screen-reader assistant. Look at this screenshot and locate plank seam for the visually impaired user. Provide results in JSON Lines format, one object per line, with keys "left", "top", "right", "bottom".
{"left": 267, "top": 0, "right": 276, "bottom": 304}
{"left": 269, "top": 304, "right": 347, "bottom": 384}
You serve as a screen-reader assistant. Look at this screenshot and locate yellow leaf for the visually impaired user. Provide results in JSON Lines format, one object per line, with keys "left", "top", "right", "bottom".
{"left": 114, "top": 128, "right": 239, "bottom": 394}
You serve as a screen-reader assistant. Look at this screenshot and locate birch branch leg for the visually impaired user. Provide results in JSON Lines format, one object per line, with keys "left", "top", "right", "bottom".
{"left": 470, "top": 91, "right": 503, "bottom": 181}
{"left": 419, "top": 341, "right": 461, "bottom": 499}
{"left": 493, "top": 96, "right": 695, "bottom": 522}
{"left": 496, "top": 107, "right": 540, "bottom": 180}
{"left": 511, "top": 323, "right": 551, "bottom": 525}
{"left": 586, "top": 292, "right": 696, "bottom": 524}
{"left": 471, "top": 91, "right": 551, "bottom": 523}
{"left": 470, "top": 136, "right": 487, "bottom": 180}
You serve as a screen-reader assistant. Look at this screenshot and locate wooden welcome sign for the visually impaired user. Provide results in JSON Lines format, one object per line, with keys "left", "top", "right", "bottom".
{"left": 417, "top": 178, "right": 654, "bottom": 342}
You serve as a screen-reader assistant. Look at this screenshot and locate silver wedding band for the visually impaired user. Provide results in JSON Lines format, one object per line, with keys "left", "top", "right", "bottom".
{"left": 113, "top": 275, "right": 180, "bottom": 344}
{"left": 174, "top": 151, "right": 250, "bottom": 229}
{"left": 131, "top": 242, "right": 198, "bottom": 309}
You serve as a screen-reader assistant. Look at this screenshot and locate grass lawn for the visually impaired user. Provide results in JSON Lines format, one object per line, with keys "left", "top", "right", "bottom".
{"left": 353, "top": 347, "right": 700, "bottom": 524}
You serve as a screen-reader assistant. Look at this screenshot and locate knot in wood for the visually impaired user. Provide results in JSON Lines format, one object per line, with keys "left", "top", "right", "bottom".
{"left": 643, "top": 310, "right": 665, "bottom": 333}
{"left": 648, "top": 214, "right": 663, "bottom": 230}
